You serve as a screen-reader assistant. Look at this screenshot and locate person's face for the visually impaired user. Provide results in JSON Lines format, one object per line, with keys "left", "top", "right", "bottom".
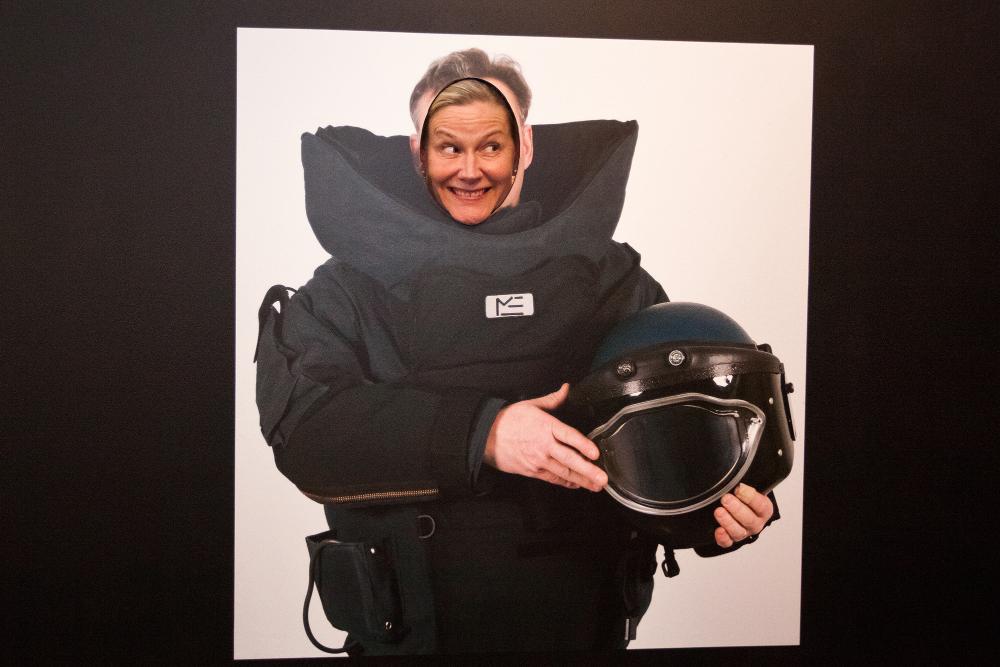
{"left": 411, "top": 78, "right": 534, "bottom": 218}
{"left": 422, "top": 99, "right": 517, "bottom": 225}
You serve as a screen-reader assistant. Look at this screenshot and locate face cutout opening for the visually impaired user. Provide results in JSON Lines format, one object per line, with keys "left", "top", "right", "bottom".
{"left": 419, "top": 78, "right": 520, "bottom": 225}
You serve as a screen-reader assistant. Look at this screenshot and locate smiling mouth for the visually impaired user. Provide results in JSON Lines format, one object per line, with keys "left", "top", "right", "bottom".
{"left": 448, "top": 186, "right": 490, "bottom": 200}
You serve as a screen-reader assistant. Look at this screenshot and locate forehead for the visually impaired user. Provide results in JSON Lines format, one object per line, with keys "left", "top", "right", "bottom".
{"left": 427, "top": 100, "right": 511, "bottom": 136}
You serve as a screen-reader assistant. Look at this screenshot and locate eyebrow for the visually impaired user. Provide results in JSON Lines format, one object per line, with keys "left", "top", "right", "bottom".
{"left": 430, "top": 127, "right": 508, "bottom": 141}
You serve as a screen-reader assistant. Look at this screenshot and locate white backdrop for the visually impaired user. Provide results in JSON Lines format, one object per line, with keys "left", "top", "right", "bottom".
{"left": 235, "top": 28, "right": 812, "bottom": 658}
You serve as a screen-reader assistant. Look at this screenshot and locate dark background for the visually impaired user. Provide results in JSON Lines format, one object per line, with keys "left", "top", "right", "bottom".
{"left": 4, "top": 1, "right": 994, "bottom": 663}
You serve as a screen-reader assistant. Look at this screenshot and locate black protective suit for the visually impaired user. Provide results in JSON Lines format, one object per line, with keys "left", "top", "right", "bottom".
{"left": 255, "top": 120, "right": 671, "bottom": 654}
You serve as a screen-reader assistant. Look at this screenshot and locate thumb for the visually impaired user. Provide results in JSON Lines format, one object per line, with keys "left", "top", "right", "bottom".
{"left": 526, "top": 383, "right": 570, "bottom": 411}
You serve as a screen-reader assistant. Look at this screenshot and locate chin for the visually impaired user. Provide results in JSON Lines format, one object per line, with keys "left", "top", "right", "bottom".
{"left": 442, "top": 198, "right": 495, "bottom": 225}
{"left": 450, "top": 211, "right": 490, "bottom": 225}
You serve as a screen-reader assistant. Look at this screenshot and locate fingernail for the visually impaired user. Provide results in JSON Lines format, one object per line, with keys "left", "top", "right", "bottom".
{"left": 721, "top": 494, "right": 734, "bottom": 507}
{"left": 735, "top": 484, "right": 753, "bottom": 502}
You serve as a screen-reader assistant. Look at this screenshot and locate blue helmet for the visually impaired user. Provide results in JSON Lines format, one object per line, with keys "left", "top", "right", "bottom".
{"left": 566, "top": 302, "right": 795, "bottom": 549}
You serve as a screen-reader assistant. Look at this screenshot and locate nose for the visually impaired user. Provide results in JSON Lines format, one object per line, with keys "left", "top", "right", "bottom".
{"left": 458, "top": 152, "right": 481, "bottom": 180}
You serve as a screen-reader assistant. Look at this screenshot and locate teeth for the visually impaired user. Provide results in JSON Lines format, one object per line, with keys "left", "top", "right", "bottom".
{"left": 450, "top": 187, "right": 487, "bottom": 200}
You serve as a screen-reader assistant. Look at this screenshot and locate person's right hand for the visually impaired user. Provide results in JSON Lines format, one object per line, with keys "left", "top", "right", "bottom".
{"left": 483, "top": 383, "right": 608, "bottom": 492}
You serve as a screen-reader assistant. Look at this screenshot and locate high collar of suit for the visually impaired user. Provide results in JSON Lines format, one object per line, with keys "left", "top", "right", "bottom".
{"left": 301, "top": 120, "right": 639, "bottom": 285}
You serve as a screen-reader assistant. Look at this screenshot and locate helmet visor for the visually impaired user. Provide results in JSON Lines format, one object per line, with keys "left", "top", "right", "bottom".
{"left": 588, "top": 393, "right": 765, "bottom": 515}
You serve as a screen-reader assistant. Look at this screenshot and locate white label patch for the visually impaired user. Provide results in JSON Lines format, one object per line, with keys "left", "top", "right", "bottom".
{"left": 485, "top": 293, "right": 534, "bottom": 319}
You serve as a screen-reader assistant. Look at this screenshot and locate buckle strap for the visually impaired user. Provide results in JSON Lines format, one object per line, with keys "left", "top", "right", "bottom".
{"left": 661, "top": 548, "right": 680, "bottom": 578}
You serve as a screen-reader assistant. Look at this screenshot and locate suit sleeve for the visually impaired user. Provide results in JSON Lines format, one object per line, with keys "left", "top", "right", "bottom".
{"left": 254, "top": 263, "right": 489, "bottom": 505}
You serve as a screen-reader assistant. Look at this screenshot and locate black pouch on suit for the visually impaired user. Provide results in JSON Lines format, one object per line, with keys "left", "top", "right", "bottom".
{"left": 303, "top": 529, "right": 407, "bottom": 653}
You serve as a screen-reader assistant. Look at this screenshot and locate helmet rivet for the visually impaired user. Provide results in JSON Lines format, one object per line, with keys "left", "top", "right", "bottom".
{"left": 615, "top": 360, "right": 636, "bottom": 379}
{"left": 667, "top": 349, "right": 685, "bottom": 366}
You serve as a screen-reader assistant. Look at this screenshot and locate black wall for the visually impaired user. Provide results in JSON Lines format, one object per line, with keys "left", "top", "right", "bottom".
{"left": 4, "top": 1, "right": 994, "bottom": 663}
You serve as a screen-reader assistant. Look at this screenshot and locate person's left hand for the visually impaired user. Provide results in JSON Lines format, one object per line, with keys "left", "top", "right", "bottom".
{"left": 713, "top": 483, "right": 773, "bottom": 548}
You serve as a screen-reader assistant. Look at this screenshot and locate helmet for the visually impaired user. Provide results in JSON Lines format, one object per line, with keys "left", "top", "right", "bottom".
{"left": 564, "top": 302, "right": 795, "bottom": 549}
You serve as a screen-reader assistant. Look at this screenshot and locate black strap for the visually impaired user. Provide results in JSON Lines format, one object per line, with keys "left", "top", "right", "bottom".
{"left": 302, "top": 541, "right": 358, "bottom": 655}
{"left": 660, "top": 548, "right": 680, "bottom": 577}
{"left": 254, "top": 284, "right": 296, "bottom": 362}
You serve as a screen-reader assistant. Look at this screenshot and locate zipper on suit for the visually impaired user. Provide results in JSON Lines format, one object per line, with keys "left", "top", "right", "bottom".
{"left": 304, "top": 488, "right": 439, "bottom": 504}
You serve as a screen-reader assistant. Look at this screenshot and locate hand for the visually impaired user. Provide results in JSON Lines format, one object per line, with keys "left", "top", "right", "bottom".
{"left": 484, "top": 383, "right": 608, "bottom": 492}
{"left": 713, "top": 483, "right": 774, "bottom": 548}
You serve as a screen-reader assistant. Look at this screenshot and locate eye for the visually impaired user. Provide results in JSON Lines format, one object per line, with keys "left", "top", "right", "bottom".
{"left": 441, "top": 144, "right": 458, "bottom": 154}
{"left": 483, "top": 143, "right": 501, "bottom": 153}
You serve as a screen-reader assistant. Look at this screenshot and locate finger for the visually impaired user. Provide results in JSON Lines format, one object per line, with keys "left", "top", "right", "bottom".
{"left": 734, "top": 483, "right": 774, "bottom": 521}
{"left": 546, "top": 446, "right": 607, "bottom": 490}
{"left": 714, "top": 506, "right": 752, "bottom": 542}
{"left": 559, "top": 467, "right": 594, "bottom": 492}
{"left": 525, "top": 383, "right": 569, "bottom": 411}
{"left": 541, "top": 455, "right": 604, "bottom": 492}
{"left": 536, "top": 468, "right": 579, "bottom": 490}
{"left": 549, "top": 419, "right": 600, "bottom": 460}
{"left": 720, "top": 492, "right": 764, "bottom": 535}
{"left": 714, "top": 526, "right": 734, "bottom": 549}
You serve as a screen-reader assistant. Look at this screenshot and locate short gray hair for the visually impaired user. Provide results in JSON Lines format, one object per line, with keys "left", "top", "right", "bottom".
{"left": 410, "top": 48, "right": 532, "bottom": 123}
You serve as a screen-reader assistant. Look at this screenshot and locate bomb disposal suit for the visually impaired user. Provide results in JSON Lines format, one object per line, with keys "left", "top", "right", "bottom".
{"left": 255, "top": 120, "right": 752, "bottom": 655}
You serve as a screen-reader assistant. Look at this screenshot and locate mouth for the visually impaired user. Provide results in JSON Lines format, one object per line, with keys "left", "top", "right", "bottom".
{"left": 447, "top": 186, "right": 490, "bottom": 201}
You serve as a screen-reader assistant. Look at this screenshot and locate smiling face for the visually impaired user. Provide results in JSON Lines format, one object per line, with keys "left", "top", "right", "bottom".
{"left": 422, "top": 99, "right": 518, "bottom": 225}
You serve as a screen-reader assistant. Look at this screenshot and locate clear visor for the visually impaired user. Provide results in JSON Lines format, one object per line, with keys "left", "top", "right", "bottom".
{"left": 588, "top": 393, "right": 765, "bottom": 516}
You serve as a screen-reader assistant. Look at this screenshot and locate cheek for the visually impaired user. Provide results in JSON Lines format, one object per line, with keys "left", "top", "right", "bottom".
{"left": 425, "top": 158, "right": 452, "bottom": 186}
{"left": 485, "top": 156, "right": 516, "bottom": 183}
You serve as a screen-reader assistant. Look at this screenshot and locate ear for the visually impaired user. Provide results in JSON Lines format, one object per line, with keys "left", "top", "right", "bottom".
{"left": 409, "top": 133, "right": 424, "bottom": 174}
{"left": 519, "top": 124, "right": 534, "bottom": 172}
